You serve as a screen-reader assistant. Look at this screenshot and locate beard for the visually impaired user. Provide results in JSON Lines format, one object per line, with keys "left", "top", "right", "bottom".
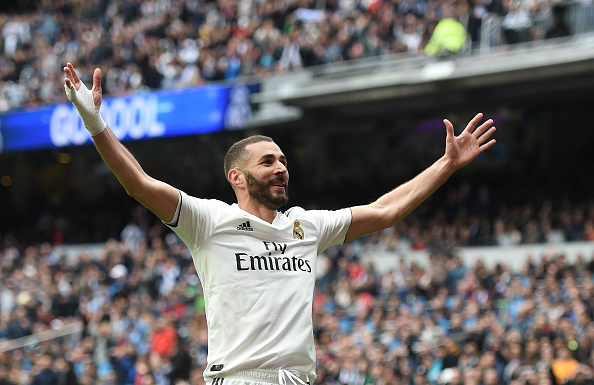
{"left": 245, "top": 171, "right": 289, "bottom": 210}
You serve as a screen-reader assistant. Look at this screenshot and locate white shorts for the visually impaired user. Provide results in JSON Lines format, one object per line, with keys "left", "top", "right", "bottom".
{"left": 209, "top": 369, "right": 312, "bottom": 385}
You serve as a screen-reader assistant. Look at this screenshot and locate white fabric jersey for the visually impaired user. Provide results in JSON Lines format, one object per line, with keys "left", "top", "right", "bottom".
{"left": 166, "top": 191, "right": 352, "bottom": 382}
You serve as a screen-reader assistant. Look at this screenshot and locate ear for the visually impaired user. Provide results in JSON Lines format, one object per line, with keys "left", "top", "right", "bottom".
{"left": 228, "top": 168, "right": 244, "bottom": 188}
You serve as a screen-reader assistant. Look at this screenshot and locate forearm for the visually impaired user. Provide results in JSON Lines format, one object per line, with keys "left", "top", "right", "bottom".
{"left": 347, "top": 156, "right": 456, "bottom": 241}
{"left": 91, "top": 126, "right": 150, "bottom": 198}
{"left": 374, "top": 156, "right": 456, "bottom": 224}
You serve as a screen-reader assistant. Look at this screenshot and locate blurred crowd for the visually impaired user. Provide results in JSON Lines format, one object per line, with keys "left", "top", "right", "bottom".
{"left": 380, "top": 182, "right": 594, "bottom": 250}
{"left": 0, "top": 0, "right": 579, "bottom": 112}
{"left": 1, "top": 198, "right": 594, "bottom": 385}
{"left": 11, "top": 181, "right": 594, "bottom": 250}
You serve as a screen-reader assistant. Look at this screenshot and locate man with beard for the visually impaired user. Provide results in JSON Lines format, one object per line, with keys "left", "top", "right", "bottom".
{"left": 63, "top": 63, "right": 496, "bottom": 385}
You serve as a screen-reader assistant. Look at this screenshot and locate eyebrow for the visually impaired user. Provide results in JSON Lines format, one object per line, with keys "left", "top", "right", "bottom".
{"left": 258, "top": 153, "right": 287, "bottom": 162}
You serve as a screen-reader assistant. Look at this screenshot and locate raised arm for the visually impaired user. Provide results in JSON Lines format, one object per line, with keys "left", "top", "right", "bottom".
{"left": 345, "top": 113, "right": 496, "bottom": 242}
{"left": 64, "top": 63, "right": 179, "bottom": 223}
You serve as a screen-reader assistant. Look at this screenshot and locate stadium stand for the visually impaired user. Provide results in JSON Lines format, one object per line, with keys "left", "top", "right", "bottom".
{"left": 1, "top": 227, "right": 593, "bottom": 384}
{"left": 0, "top": 0, "right": 593, "bottom": 111}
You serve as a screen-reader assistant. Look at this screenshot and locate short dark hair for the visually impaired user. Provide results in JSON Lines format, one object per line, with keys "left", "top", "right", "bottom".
{"left": 224, "top": 135, "right": 274, "bottom": 179}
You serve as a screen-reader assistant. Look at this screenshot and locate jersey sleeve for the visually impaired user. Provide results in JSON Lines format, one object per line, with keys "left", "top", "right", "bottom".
{"left": 306, "top": 208, "right": 353, "bottom": 254}
{"left": 164, "top": 190, "right": 227, "bottom": 253}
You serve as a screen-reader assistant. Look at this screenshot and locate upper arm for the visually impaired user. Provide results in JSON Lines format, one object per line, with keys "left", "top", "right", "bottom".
{"left": 345, "top": 204, "right": 390, "bottom": 243}
{"left": 131, "top": 177, "right": 180, "bottom": 223}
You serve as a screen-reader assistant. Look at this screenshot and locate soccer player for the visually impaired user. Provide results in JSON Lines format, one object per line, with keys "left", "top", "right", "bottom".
{"left": 63, "top": 62, "right": 496, "bottom": 385}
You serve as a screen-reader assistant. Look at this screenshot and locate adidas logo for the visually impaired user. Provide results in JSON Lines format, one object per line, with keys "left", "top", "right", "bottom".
{"left": 237, "top": 221, "right": 253, "bottom": 231}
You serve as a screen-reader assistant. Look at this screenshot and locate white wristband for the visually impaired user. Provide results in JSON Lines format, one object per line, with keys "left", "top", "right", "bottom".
{"left": 64, "top": 81, "right": 106, "bottom": 136}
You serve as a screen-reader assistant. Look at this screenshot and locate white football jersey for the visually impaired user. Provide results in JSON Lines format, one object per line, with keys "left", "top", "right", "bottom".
{"left": 166, "top": 190, "right": 352, "bottom": 382}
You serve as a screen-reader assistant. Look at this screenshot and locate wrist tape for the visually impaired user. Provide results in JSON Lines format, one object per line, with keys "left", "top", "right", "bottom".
{"left": 64, "top": 82, "right": 106, "bottom": 136}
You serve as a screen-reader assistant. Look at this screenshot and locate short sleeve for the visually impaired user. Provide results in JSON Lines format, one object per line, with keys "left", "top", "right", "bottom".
{"left": 305, "top": 208, "right": 353, "bottom": 254}
{"left": 164, "top": 191, "right": 229, "bottom": 253}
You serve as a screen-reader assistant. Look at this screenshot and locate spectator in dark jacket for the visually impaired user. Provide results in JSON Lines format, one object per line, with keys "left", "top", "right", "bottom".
{"left": 168, "top": 334, "right": 193, "bottom": 384}
{"left": 32, "top": 355, "right": 58, "bottom": 385}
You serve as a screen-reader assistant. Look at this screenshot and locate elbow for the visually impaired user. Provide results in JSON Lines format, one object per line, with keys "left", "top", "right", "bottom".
{"left": 378, "top": 206, "right": 407, "bottom": 229}
{"left": 126, "top": 188, "right": 147, "bottom": 203}
{"left": 371, "top": 205, "right": 401, "bottom": 231}
{"left": 122, "top": 177, "right": 149, "bottom": 201}
{"left": 124, "top": 184, "right": 142, "bottom": 201}
{"left": 125, "top": 188, "right": 136, "bottom": 198}
{"left": 377, "top": 214, "right": 397, "bottom": 230}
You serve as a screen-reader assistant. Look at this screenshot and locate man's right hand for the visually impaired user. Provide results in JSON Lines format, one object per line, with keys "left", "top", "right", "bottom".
{"left": 63, "top": 62, "right": 107, "bottom": 136}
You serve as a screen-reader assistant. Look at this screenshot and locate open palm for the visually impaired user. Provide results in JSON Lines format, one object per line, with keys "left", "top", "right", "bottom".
{"left": 444, "top": 113, "right": 496, "bottom": 170}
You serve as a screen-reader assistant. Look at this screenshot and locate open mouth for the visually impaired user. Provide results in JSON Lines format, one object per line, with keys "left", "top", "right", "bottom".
{"left": 270, "top": 180, "right": 286, "bottom": 191}
{"left": 270, "top": 177, "right": 287, "bottom": 189}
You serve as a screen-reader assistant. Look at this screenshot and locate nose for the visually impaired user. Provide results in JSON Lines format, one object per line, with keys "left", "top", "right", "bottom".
{"left": 275, "top": 161, "right": 288, "bottom": 175}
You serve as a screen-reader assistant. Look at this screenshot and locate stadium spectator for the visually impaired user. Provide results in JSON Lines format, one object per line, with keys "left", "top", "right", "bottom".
{"left": 30, "top": 354, "right": 58, "bottom": 385}
{"left": 501, "top": 0, "right": 533, "bottom": 44}
{"left": 150, "top": 318, "right": 177, "bottom": 358}
{"left": 1, "top": 233, "right": 594, "bottom": 384}
{"left": 1, "top": 0, "right": 587, "bottom": 111}
{"left": 424, "top": 1, "right": 470, "bottom": 56}
{"left": 545, "top": 4, "right": 573, "bottom": 39}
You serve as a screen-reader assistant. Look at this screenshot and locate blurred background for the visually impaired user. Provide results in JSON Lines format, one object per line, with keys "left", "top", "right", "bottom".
{"left": 1, "top": 0, "right": 594, "bottom": 384}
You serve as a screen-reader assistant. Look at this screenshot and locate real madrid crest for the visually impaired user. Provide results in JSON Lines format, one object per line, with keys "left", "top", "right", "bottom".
{"left": 293, "top": 220, "right": 304, "bottom": 240}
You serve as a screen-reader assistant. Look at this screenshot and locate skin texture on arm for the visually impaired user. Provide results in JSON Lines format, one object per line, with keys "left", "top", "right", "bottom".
{"left": 345, "top": 113, "right": 496, "bottom": 242}
{"left": 64, "top": 63, "right": 179, "bottom": 223}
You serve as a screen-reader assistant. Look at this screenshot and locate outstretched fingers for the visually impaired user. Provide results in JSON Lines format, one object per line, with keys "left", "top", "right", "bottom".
{"left": 473, "top": 119, "right": 494, "bottom": 139}
{"left": 92, "top": 68, "right": 102, "bottom": 90}
{"left": 465, "top": 113, "right": 497, "bottom": 151}
{"left": 463, "top": 112, "right": 484, "bottom": 133}
{"left": 63, "top": 62, "right": 81, "bottom": 90}
{"left": 478, "top": 127, "right": 497, "bottom": 151}
{"left": 477, "top": 125, "right": 496, "bottom": 144}
{"left": 64, "top": 68, "right": 74, "bottom": 90}
{"left": 67, "top": 63, "right": 80, "bottom": 84}
{"left": 444, "top": 119, "right": 455, "bottom": 140}
{"left": 92, "top": 68, "right": 103, "bottom": 106}
{"left": 64, "top": 77, "right": 73, "bottom": 90}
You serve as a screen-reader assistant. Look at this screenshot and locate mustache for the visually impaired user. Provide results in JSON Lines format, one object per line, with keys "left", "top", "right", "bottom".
{"left": 269, "top": 176, "right": 288, "bottom": 184}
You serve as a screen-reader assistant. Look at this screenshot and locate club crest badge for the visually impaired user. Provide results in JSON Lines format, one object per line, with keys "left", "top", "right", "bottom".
{"left": 293, "top": 220, "right": 304, "bottom": 240}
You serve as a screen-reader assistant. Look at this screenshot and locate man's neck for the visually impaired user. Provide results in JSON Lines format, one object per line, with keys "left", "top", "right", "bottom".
{"left": 238, "top": 200, "right": 278, "bottom": 223}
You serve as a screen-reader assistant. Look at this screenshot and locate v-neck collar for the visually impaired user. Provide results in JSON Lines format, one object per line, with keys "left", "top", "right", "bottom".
{"left": 231, "top": 203, "right": 285, "bottom": 226}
